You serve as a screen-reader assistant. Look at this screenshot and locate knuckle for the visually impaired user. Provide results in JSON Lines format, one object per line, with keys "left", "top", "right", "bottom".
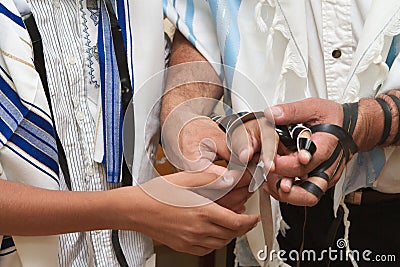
{"left": 182, "top": 232, "right": 195, "bottom": 244}
{"left": 231, "top": 218, "right": 243, "bottom": 229}
{"left": 197, "top": 207, "right": 209, "bottom": 220}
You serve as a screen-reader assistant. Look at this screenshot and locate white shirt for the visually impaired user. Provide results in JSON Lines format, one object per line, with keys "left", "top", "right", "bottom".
{"left": 306, "top": 0, "right": 372, "bottom": 101}
{"left": 30, "top": 1, "right": 148, "bottom": 266}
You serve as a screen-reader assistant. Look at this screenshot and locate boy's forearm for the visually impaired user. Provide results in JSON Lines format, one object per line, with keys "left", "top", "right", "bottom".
{"left": 0, "top": 180, "right": 141, "bottom": 235}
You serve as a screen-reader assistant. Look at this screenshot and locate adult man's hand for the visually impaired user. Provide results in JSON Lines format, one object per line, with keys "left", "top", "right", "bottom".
{"left": 161, "top": 111, "right": 254, "bottom": 213}
{"left": 263, "top": 98, "right": 351, "bottom": 206}
{"left": 161, "top": 31, "right": 257, "bottom": 212}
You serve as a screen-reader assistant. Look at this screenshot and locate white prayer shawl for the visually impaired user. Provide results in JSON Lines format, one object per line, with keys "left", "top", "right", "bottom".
{"left": 164, "top": 0, "right": 400, "bottom": 265}
{"left": 94, "top": 0, "right": 165, "bottom": 187}
{"left": 1, "top": 0, "right": 59, "bottom": 265}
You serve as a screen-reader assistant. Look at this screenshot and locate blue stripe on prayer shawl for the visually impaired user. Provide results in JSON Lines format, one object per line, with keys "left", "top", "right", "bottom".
{"left": 355, "top": 148, "right": 386, "bottom": 186}
{"left": 0, "top": 106, "right": 57, "bottom": 161}
{"left": 0, "top": 3, "right": 25, "bottom": 28}
{"left": 0, "top": 117, "right": 14, "bottom": 141}
{"left": 21, "top": 99, "right": 52, "bottom": 121}
{"left": 0, "top": 76, "right": 29, "bottom": 120}
{"left": 208, "top": 0, "right": 241, "bottom": 87}
{"left": 185, "top": 0, "right": 196, "bottom": 44}
{"left": 10, "top": 133, "right": 58, "bottom": 173}
{"left": 0, "top": 122, "right": 59, "bottom": 180}
{"left": 0, "top": 75, "right": 56, "bottom": 142}
{"left": 19, "top": 120, "right": 58, "bottom": 155}
{"left": 14, "top": 127, "right": 58, "bottom": 164}
{"left": 98, "top": 1, "right": 124, "bottom": 183}
{"left": 0, "top": 85, "right": 58, "bottom": 169}
{"left": 0, "top": 92, "right": 20, "bottom": 130}
{"left": 117, "top": 0, "right": 127, "bottom": 47}
{"left": 386, "top": 35, "right": 400, "bottom": 68}
{"left": 172, "top": 0, "right": 181, "bottom": 31}
{"left": 0, "top": 65, "right": 13, "bottom": 82}
{"left": 223, "top": 0, "right": 240, "bottom": 86}
{"left": 162, "top": 0, "right": 168, "bottom": 16}
{"left": 2, "top": 140, "right": 59, "bottom": 184}
{"left": 25, "top": 111, "right": 56, "bottom": 138}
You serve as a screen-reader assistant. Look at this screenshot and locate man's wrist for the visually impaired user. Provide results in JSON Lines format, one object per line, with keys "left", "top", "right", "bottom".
{"left": 354, "top": 91, "right": 400, "bottom": 151}
{"left": 353, "top": 98, "right": 382, "bottom": 151}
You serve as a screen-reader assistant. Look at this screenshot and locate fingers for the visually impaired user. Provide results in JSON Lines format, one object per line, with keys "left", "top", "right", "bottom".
{"left": 279, "top": 178, "right": 293, "bottom": 193}
{"left": 274, "top": 132, "right": 338, "bottom": 177}
{"left": 198, "top": 122, "right": 231, "bottom": 162}
{"left": 204, "top": 163, "right": 227, "bottom": 176}
{"left": 207, "top": 203, "right": 259, "bottom": 235}
{"left": 259, "top": 117, "right": 278, "bottom": 173}
{"left": 298, "top": 149, "right": 312, "bottom": 165}
{"left": 230, "top": 120, "right": 257, "bottom": 163}
{"left": 263, "top": 175, "right": 327, "bottom": 207}
{"left": 228, "top": 116, "right": 278, "bottom": 172}
{"left": 269, "top": 98, "right": 339, "bottom": 126}
{"left": 225, "top": 165, "right": 253, "bottom": 189}
{"left": 265, "top": 148, "right": 347, "bottom": 206}
{"left": 164, "top": 115, "right": 230, "bottom": 172}
{"left": 217, "top": 185, "right": 252, "bottom": 213}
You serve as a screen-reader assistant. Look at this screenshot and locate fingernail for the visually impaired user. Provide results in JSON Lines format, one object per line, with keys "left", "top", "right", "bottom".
{"left": 264, "top": 160, "right": 274, "bottom": 173}
{"left": 283, "top": 179, "right": 292, "bottom": 190}
{"left": 271, "top": 106, "right": 283, "bottom": 118}
{"left": 304, "top": 151, "right": 312, "bottom": 161}
{"left": 239, "top": 149, "right": 250, "bottom": 162}
{"left": 222, "top": 175, "right": 234, "bottom": 185}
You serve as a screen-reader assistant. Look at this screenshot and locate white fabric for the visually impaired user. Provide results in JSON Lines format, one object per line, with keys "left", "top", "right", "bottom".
{"left": 0, "top": 0, "right": 59, "bottom": 265}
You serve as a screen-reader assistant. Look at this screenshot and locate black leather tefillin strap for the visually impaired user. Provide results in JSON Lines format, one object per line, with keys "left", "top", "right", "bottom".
{"left": 388, "top": 94, "right": 400, "bottom": 145}
{"left": 371, "top": 94, "right": 400, "bottom": 146}
{"left": 22, "top": 13, "right": 72, "bottom": 190}
{"left": 376, "top": 98, "right": 392, "bottom": 146}
{"left": 211, "top": 111, "right": 316, "bottom": 156}
{"left": 211, "top": 106, "right": 358, "bottom": 200}
{"left": 302, "top": 103, "right": 359, "bottom": 200}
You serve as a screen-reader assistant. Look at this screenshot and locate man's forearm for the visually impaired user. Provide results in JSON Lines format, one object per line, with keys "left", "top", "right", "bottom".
{"left": 161, "top": 31, "right": 224, "bottom": 124}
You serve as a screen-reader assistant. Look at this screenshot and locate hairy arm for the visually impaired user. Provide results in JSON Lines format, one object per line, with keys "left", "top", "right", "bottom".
{"left": 160, "top": 31, "right": 223, "bottom": 124}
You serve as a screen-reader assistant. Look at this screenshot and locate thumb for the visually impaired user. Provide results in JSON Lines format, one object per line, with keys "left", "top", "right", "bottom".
{"left": 259, "top": 117, "right": 278, "bottom": 173}
{"left": 270, "top": 98, "right": 319, "bottom": 125}
{"left": 212, "top": 125, "right": 231, "bottom": 161}
{"left": 209, "top": 203, "right": 260, "bottom": 231}
{"left": 230, "top": 123, "right": 256, "bottom": 163}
